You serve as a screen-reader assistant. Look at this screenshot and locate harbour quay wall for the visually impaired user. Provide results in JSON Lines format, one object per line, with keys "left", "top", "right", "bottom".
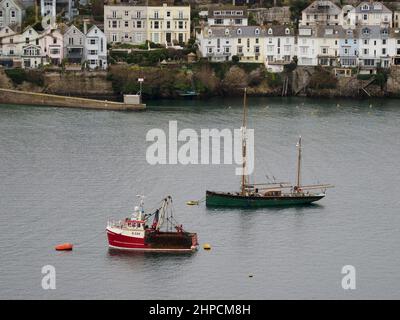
{"left": 0, "top": 88, "right": 146, "bottom": 111}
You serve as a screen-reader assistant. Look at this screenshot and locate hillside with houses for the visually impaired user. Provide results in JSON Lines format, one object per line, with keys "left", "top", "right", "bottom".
{"left": 1, "top": 1, "right": 400, "bottom": 98}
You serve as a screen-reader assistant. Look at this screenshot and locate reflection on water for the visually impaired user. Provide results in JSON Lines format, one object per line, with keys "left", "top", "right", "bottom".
{"left": 1, "top": 97, "right": 400, "bottom": 299}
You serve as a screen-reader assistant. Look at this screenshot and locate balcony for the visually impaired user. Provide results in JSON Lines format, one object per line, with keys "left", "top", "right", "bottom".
{"left": 106, "top": 14, "right": 122, "bottom": 19}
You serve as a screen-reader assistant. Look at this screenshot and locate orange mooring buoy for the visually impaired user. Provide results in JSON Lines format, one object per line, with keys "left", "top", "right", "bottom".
{"left": 55, "top": 243, "right": 73, "bottom": 251}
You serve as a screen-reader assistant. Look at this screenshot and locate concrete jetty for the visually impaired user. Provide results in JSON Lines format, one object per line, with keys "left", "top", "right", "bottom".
{"left": 0, "top": 88, "right": 146, "bottom": 111}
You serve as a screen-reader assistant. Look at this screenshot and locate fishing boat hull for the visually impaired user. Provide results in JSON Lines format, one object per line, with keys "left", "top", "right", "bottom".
{"left": 205, "top": 191, "right": 324, "bottom": 208}
{"left": 107, "top": 228, "right": 198, "bottom": 252}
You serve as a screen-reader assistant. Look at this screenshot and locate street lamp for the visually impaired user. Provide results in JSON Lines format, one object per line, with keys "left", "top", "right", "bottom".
{"left": 138, "top": 78, "right": 144, "bottom": 101}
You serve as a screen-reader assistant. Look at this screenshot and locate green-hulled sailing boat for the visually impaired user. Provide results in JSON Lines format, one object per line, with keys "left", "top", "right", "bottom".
{"left": 206, "top": 89, "right": 333, "bottom": 208}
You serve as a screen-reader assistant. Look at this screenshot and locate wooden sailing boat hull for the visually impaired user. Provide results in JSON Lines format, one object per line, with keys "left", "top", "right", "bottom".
{"left": 205, "top": 191, "right": 324, "bottom": 208}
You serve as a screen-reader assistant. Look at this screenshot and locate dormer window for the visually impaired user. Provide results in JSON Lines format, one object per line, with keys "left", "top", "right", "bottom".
{"left": 255, "top": 28, "right": 260, "bottom": 35}
{"left": 208, "top": 29, "right": 212, "bottom": 36}
{"left": 268, "top": 28, "right": 272, "bottom": 35}
{"left": 237, "top": 28, "right": 242, "bottom": 35}
{"left": 363, "top": 28, "right": 370, "bottom": 35}
{"left": 382, "top": 29, "right": 388, "bottom": 35}
{"left": 225, "top": 28, "right": 229, "bottom": 36}
{"left": 285, "top": 28, "right": 290, "bottom": 35}
{"left": 361, "top": 4, "right": 369, "bottom": 11}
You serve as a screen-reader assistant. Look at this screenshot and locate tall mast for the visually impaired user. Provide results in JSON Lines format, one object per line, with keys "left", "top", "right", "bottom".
{"left": 241, "top": 88, "right": 248, "bottom": 195}
{"left": 296, "top": 136, "right": 302, "bottom": 190}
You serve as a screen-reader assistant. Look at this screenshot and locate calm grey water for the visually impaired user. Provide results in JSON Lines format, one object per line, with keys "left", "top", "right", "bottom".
{"left": 0, "top": 97, "right": 400, "bottom": 299}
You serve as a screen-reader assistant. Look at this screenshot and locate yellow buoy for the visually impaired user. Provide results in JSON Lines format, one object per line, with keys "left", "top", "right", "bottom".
{"left": 203, "top": 243, "right": 211, "bottom": 250}
{"left": 186, "top": 200, "right": 199, "bottom": 206}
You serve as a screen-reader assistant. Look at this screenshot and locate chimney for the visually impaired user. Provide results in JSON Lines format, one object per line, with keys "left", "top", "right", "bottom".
{"left": 83, "top": 19, "right": 88, "bottom": 34}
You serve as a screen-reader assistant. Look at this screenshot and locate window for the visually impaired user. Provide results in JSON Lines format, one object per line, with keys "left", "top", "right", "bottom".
{"left": 237, "top": 29, "right": 242, "bottom": 35}
{"left": 11, "top": 10, "right": 15, "bottom": 18}
{"left": 154, "top": 11, "right": 159, "bottom": 19}
{"left": 178, "top": 21, "right": 183, "bottom": 29}
{"left": 90, "top": 39, "right": 96, "bottom": 45}
{"left": 268, "top": 28, "right": 272, "bottom": 35}
{"left": 112, "top": 34, "right": 117, "bottom": 42}
{"left": 382, "top": 39, "right": 387, "bottom": 45}
{"left": 166, "top": 11, "right": 171, "bottom": 17}
{"left": 363, "top": 14, "right": 367, "bottom": 20}
{"left": 382, "top": 48, "right": 387, "bottom": 55}
{"left": 137, "top": 21, "right": 142, "bottom": 28}
{"left": 255, "top": 28, "right": 260, "bottom": 35}
{"left": 112, "top": 21, "right": 117, "bottom": 28}
{"left": 137, "top": 11, "right": 141, "bottom": 19}
{"left": 179, "top": 11, "right": 183, "bottom": 19}
{"left": 363, "top": 49, "right": 368, "bottom": 55}
{"left": 53, "top": 38, "right": 57, "bottom": 44}
{"left": 167, "top": 21, "right": 170, "bottom": 29}
{"left": 125, "top": 21, "right": 128, "bottom": 27}
{"left": 125, "top": 11, "right": 128, "bottom": 17}
{"left": 154, "top": 21, "right": 159, "bottom": 29}
{"left": 238, "top": 38, "right": 241, "bottom": 44}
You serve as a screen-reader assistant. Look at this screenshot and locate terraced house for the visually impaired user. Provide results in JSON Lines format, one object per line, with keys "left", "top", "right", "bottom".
{"left": 196, "top": 26, "right": 264, "bottom": 63}
{"left": 104, "top": 3, "right": 190, "bottom": 46}
{"left": 0, "top": 0, "right": 24, "bottom": 32}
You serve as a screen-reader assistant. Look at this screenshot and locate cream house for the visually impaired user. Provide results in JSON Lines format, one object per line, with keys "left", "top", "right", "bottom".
{"left": 147, "top": 3, "right": 190, "bottom": 45}
{"left": 104, "top": 3, "right": 190, "bottom": 46}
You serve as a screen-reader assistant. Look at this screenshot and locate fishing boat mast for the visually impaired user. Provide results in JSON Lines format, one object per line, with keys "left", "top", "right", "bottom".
{"left": 241, "top": 88, "right": 248, "bottom": 195}
{"left": 296, "top": 136, "right": 302, "bottom": 191}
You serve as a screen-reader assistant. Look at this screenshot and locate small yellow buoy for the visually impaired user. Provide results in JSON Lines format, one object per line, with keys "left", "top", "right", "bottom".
{"left": 186, "top": 200, "right": 199, "bottom": 206}
{"left": 203, "top": 243, "right": 211, "bottom": 250}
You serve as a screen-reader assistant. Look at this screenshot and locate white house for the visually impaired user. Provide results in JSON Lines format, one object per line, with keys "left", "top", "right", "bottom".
{"left": 264, "top": 25, "right": 296, "bottom": 72}
{"left": 297, "top": 27, "right": 318, "bottom": 66}
{"left": 40, "top": 28, "right": 63, "bottom": 65}
{"left": 314, "top": 25, "right": 342, "bottom": 67}
{"left": 85, "top": 24, "right": 107, "bottom": 70}
{"left": 19, "top": 26, "right": 43, "bottom": 68}
{"left": 63, "top": 24, "right": 85, "bottom": 64}
{"left": 299, "top": 1, "right": 342, "bottom": 26}
{"left": 0, "top": 0, "right": 24, "bottom": 32}
{"left": 389, "top": 29, "right": 400, "bottom": 66}
{"left": 348, "top": 2, "right": 392, "bottom": 28}
{"left": 357, "top": 25, "right": 390, "bottom": 72}
{"left": 207, "top": 6, "right": 248, "bottom": 26}
{"left": 196, "top": 26, "right": 264, "bottom": 63}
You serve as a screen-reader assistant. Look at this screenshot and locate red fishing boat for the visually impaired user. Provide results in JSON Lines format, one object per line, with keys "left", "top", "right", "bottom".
{"left": 106, "top": 195, "right": 198, "bottom": 252}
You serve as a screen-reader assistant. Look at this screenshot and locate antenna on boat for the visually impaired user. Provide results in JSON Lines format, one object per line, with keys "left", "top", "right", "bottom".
{"left": 296, "top": 136, "right": 302, "bottom": 192}
{"left": 136, "top": 195, "right": 145, "bottom": 219}
{"left": 241, "top": 88, "right": 248, "bottom": 196}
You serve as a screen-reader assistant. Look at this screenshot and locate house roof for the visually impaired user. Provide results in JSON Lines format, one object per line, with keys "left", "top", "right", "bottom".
{"left": 356, "top": 25, "right": 389, "bottom": 38}
{"left": 302, "top": 1, "right": 341, "bottom": 15}
{"left": 208, "top": 6, "right": 247, "bottom": 19}
{"left": 0, "top": 0, "right": 24, "bottom": 9}
{"left": 203, "top": 25, "right": 295, "bottom": 38}
{"left": 354, "top": 2, "right": 391, "bottom": 14}
{"left": 314, "top": 25, "right": 346, "bottom": 38}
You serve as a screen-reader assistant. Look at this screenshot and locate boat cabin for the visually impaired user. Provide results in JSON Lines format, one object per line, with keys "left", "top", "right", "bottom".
{"left": 263, "top": 189, "right": 282, "bottom": 197}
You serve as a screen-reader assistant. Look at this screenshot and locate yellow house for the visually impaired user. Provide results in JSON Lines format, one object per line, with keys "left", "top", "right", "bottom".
{"left": 147, "top": 3, "right": 191, "bottom": 45}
